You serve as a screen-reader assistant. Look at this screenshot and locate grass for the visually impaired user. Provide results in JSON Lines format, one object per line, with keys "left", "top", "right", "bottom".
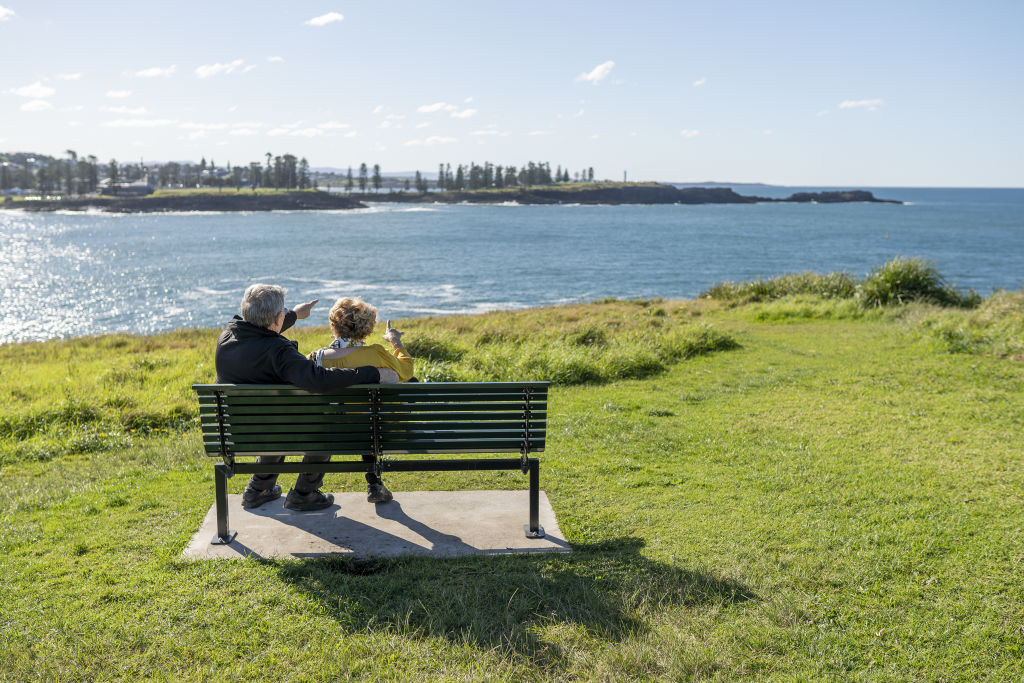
{"left": 703, "top": 256, "right": 981, "bottom": 309}
{"left": 1, "top": 295, "right": 1022, "bottom": 679}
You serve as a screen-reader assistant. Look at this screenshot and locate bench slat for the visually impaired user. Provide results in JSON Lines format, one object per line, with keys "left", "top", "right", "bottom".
{"left": 204, "top": 447, "right": 544, "bottom": 457}
{"left": 208, "top": 422, "right": 544, "bottom": 435}
{"left": 194, "top": 381, "right": 548, "bottom": 394}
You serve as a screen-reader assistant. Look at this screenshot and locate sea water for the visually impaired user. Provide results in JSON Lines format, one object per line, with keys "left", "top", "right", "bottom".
{"left": 1, "top": 188, "right": 1022, "bottom": 343}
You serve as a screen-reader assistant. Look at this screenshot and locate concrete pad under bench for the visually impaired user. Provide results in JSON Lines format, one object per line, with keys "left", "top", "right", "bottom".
{"left": 183, "top": 490, "right": 569, "bottom": 560}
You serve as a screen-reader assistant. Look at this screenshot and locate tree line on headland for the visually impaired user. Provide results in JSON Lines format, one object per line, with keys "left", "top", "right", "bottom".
{"left": 1, "top": 149, "right": 597, "bottom": 196}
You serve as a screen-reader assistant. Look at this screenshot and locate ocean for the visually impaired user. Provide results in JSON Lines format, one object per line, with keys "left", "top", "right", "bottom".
{"left": 1, "top": 187, "right": 1022, "bottom": 343}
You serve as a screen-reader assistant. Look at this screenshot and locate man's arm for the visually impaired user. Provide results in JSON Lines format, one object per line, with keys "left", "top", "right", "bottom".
{"left": 274, "top": 343, "right": 380, "bottom": 392}
{"left": 281, "top": 298, "right": 319, "bottom": 334}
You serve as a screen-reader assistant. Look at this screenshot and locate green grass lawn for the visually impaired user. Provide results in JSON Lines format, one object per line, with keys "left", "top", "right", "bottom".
{"left": 1, "top": 298, "right": 1022, "bottom": 680}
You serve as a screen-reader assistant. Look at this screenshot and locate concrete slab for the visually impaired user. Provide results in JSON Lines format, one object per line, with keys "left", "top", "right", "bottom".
{"left": 182, "top": 490, "right": 569, "bottom": 560}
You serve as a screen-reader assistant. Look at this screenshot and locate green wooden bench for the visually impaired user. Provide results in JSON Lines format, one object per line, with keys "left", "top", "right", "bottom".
{"left": 193, "top": 381, "right": 549, "bottom": 544}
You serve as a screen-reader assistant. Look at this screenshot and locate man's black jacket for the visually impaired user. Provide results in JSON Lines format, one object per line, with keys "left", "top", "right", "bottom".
{"left": 215, "top": 311, "right": 380, "bottom": 391}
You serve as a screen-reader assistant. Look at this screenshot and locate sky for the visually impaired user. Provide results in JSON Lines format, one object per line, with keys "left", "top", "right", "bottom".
{"left": 1, "top": 1, "right": 1022, "bottom": 187}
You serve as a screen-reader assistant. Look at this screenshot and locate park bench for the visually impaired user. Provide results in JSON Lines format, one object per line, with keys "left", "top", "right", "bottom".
{"left": 193, "top": 381, "right": 549, "bottom": 545}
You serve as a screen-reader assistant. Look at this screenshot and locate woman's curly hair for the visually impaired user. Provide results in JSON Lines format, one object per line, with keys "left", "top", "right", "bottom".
{"left": 328, "top": 297, "right": 378, "bottom": 342}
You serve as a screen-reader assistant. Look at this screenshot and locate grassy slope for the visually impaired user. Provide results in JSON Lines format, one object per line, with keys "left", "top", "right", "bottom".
{"left": 1, "top": 301, "right": 1022, "bottom": 680}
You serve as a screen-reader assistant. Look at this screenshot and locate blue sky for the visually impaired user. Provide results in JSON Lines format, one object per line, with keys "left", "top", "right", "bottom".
{"left": 1, "top": 1, "right": 1022, "bottom": 186}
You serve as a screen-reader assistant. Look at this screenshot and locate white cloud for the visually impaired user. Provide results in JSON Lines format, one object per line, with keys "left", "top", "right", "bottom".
{"left": 590, "top": 134, "right": 600, "bottom": 139}
{"left": 386, "top": 114, "right": 406, "bottom": 121}
{"left": 317, "top": 121, "right": 350, "bottom": 129}
{"left": 839, "top": 98, "right": 883, "bottom": 111}
{"left": 464, "top": 96, "right": 474, "bottom": 103}
{"left": 378, "top": 121, "right": 393, "bottom": 129}
{"left": 470, "top": 130, "right": 500, "bottom": 136}
{"left": 344, "top": 131, "right": 357, "bottom": 138}
{"left": 680, "top": 129, "right": 700, "bottom": 138}
{"left": 106, "top": 90, "right": 132, "bottom": 98}
{"left": 21, "top": 100, "right": 53, "bottom": 112}
{"left": 527, "top": 130, "right": 552, "bottom": 136}
{"left": 10, "top": 81, "right": 55, "bottom": 98}
{"left": 186, "top": 131, "right": 207, "bottom": 141}
{"left": 103, "top": 118, "right": 177, "bottom": 128}
{"left": 417, "top": 102, "right": 456, "bottom": 113}
{"left": 178, "top": 122, "right": 230, "bottom": 130}
{"left": 372, "top": 105, "right": 384, "bottom": 114}
{"left": 59, "top": 104, "right": 84, "bottom": 112}
{"left": 0, "top": 5, "right": 14, "bottom": 20}
{"left": 693, "top": 77, "right": 707, "bottom": 87}
{"left": 404, "top": 136, "right": 457, "bottom": 147}
{"left": 576, "top": 60, "right": 615, "bottom": 84}
{"left": 450, "top": 108, "right": 477, "bottom": 119}
{"left": 56, "top": 73, "right": 82, "bottom": 81}
{"left": 195, "top": 59, "right": 246, "bottom": 78}
{"left": 305, "top": 12, "right": 343, "bottom": 27}
{"left": 232, "top": 121, "right": 264, "bottom": 128}
{"left": 763, "top": 129, "right": 773, "bottom": 135}
{"left": 267, "top": 56, "right": 284, "bottom": 63}
{"left": 415, "top": 122, "right": 431, "bottom": 129}
{"left": 230, "top": 128, "right": 259, "bottom": 136}
{"left": 267, "top": 126, "right": 322, "bottom": 137}
{"left": 243, "top": 64, "right": 257, "bottom": 73}
{"left": 135, "top": 65, "right": 176, "bottom": 78}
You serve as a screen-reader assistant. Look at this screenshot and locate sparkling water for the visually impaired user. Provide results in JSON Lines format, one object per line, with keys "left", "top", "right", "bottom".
{"left": 2, "top": 188, "right": 1022, "bottom": 343}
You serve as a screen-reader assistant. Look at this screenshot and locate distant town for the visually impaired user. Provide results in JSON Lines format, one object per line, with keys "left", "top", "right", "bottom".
{"left": 0, "top": 150, "right": 599, "bottom": 198}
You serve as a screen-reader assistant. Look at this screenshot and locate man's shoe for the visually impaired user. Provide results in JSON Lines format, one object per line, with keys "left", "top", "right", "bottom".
{"left": 241, "top": 485, "right": 281, "bottom": 509}
{"left": 283, "top": 489, "right": 335, "bottom": 511}
{"left": 367, "top": 481, "right": 393, "bottom": 504}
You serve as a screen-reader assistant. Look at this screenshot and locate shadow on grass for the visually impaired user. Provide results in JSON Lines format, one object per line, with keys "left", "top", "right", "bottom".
{"left": 272, "top": 537, "right": 756, "bottom": 663}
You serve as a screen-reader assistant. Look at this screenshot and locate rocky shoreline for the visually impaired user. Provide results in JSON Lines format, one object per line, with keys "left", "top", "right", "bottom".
{"left": 2, "top": 185, "right": 901, "bottom": 212}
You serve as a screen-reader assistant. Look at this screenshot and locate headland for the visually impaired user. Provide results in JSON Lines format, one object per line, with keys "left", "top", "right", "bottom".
{"left": 2, "top": 183, "right": 901, "bottom": 213}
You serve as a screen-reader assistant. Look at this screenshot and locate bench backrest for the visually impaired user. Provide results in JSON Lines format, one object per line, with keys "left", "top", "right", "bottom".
{"left": 193, "top": 382, "right": 549, "bottom": 459}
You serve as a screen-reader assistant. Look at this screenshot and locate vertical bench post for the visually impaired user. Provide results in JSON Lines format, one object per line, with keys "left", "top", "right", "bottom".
{"left": 524, "top": 458, "right": 545, "bottom": 538}
{"left": 211, "top": 462, "right": 237, "bottom": 544}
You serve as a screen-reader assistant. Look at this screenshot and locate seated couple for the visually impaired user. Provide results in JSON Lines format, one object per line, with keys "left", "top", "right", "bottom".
{"left": 308, "top": 297, "right": 416, "bottom": 383}
{"left": 214, "top": 284, "right": 415, "bottom": 514}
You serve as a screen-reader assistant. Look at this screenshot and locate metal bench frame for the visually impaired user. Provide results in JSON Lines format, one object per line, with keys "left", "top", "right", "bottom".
{"left": 193, "top": 382, "right": 549, "bottom": 544}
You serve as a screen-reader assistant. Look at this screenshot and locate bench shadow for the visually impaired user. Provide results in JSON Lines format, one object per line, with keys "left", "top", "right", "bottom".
{"left": 231, "top": 498, "right": 569, "bottom": 559}
{"left": 271, "top": 536, "right": 757, "bottom": 663}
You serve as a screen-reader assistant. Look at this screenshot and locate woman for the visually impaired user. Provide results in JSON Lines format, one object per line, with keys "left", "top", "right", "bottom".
{"left": 309, "top": 297, "right": 413, "bottom": 504}
{"left": 309, "top": 297, "right": 414, "bottom": 383}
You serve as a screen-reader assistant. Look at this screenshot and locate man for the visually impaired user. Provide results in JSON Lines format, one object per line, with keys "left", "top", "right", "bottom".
{"left": 215, "top": 283, "right": 397, "bottom": 511}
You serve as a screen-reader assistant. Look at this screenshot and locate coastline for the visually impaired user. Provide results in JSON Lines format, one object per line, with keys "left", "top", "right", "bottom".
{"left": 2, "top": 184, "right": 901, "bottom": 213}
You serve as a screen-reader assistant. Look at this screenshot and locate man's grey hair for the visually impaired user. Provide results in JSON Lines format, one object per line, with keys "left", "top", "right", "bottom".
{"left": 240, "top": 283, "right": 286, "bottom": 329}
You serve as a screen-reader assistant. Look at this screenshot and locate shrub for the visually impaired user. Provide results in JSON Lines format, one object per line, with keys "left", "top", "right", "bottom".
{"left": 702, "top": 271, "right": 857, "bottom": 303}
{"left": 859, "top": 257, "right": 979, "bottom": 308}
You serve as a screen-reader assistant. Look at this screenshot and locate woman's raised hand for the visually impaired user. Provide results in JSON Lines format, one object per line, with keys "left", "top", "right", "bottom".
{"left": 383, "top": 319, "right": 404, "bottom": 347}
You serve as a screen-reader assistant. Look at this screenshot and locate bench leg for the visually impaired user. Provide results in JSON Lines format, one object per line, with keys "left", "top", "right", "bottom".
{"left": 524, "top": 458, "right": 545, "bottom": 538}
{"left": 211, "top": 463, "right": 237, "bottom": 545}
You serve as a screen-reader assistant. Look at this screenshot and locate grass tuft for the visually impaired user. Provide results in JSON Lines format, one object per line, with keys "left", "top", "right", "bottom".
{"left": 702, "top": 257, "right": 980, "bottom": 310}
{"left": 859, "top": 256, "right": 980, "bottom": 308}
